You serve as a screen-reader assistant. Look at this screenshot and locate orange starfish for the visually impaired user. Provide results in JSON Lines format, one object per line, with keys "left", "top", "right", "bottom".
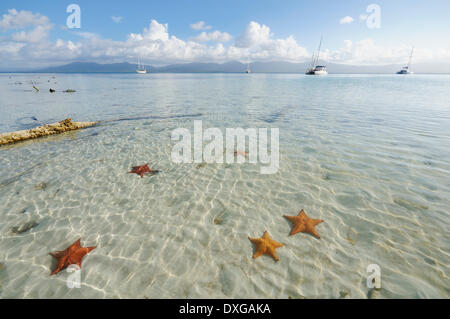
{"left": 129, "top": 163, "right": 159, "bottom": 178}
{"left": 284, "top": 209, "right": 324, "bottom": 239}
{"left": 248, "top": 231, "right": 284, "bottom": 262}
{"left": 234, "top": 150, "right": 249, "bottom": 158}
{"left": 49, "top": 238, "right": 96, "bottom": 275}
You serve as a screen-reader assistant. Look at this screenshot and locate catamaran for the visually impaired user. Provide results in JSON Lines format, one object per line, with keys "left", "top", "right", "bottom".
{"left": 305, "top": 37, "right": 328, "bottom": 75}
{"left": 136, "top": 58, "right": 147, "bottom": 74}
{"left": 397, "top": 47, "right": 414, "bottom": 74}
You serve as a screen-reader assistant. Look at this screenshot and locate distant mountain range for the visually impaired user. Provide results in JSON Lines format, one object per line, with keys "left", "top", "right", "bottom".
{"left": 8, "top": 61, "right": 450, "bottom": 74}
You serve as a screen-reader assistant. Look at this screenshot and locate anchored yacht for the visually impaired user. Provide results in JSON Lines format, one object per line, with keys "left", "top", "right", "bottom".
{"left": 306, "top": 37, "right": 328, "bottom": 75}
{"left": 397, "top": 47, "right": 414, "bottom": 75}
{"left": 245, "top": 62, "right": 251, "bottom": 73}
{"left": 136, "top": 58, "right": 147, "bottom": 74}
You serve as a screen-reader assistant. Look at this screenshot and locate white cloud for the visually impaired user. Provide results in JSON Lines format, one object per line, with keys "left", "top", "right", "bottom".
{"left": 233, "top": 21, "right": 308, "bottom": 62}
{"left": 1, "top": 9, "right": 449, "bottom": 69}
{"left": 0, "top": 41, "right": 25, "bottom": 55}
{"left": 192, "top": 31, "right": 232, "bottom": 43}
{"left": 339, "top": 16, "right": 354, "bottom": 24}
{"left": 138, "top": 19, "right": 170, "bottom": 41}
{"left": 117, "top": 20, "right": 308, "bottom": 64}
{"left": 190, "top": 21, "right": 212, "bottom": 31}
{"left": 0, "top": 9, "right": 53, "bottom": 44}
{"left": 328, "top": 39, "right": 450, "bottom": 65}
{"left": 0, "top": 9, "right": 50, "bottom": 30}
{"left": 0, "top": 16, "right": 310, "bottom": 67}
{"left": 0, "top": 12, "right": 310, "bottom": 67}
{"left": 11, "top": 24, "right": 52, "bottom": 43}
{"left": 72, "top": 31, "right": 101, "bottom": 39}
{"left": 124, "top": 20, "right": 215, "bottom": 62}
{"left": 111, "top": 16, "right": 123, "bottom": 23}
{"left": 235, "top": 21, "right": 272, "bottom": 48}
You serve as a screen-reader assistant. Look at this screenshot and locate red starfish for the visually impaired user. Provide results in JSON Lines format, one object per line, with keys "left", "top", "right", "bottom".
{"left": 284, "top": 209, "right": 324, "bottom": 239}
{"left": 234, "top": 150, "right": 249, "bottom": 158}
{"left": 49, "top": 238, "right": 96, "bottom": 275}
{"left": 129, "top": 163, "right": 159, "bottom": 178}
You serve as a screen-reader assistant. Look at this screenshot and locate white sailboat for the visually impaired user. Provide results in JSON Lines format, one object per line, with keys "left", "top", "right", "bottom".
{"left": 305, "top": 37, "right": 328, "bottom": 75}
{"left": 136, "top": 58, "right": 147, "bottom": 74}
{"left": 245, "top": 62, "right": 251, "bottom": 73}
{"left": 397, "top": 47, "right": 414, "bottom": 74}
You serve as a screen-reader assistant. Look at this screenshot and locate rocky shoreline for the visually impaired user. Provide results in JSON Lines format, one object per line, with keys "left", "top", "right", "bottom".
{"left": 0, "top": 118, "right": 98, "bottom": 146}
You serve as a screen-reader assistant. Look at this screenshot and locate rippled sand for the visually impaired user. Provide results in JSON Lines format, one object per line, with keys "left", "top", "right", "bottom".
{"left": 0, "top": 74, "right": 449, "bottom": 298}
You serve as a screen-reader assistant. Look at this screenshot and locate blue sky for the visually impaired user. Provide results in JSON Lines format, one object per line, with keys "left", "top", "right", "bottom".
{"left": 0, "top": 0, "right": 449, "bottom": 68}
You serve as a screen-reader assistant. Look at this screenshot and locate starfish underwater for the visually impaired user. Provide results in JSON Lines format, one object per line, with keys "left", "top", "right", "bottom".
{"left": 129, "top": 163, "right": 160, "bottom": 178}
{"left": 234, "top": 150, "right": 249, "bottom": 158}
{"left": 248, "top": 231, "right": 284, "bottom": 262}
{"left": 284, "top": 209, "right": 324, "bottom": 239}
{"left": 49, "top": 238, "right": 96, "bottom": 275}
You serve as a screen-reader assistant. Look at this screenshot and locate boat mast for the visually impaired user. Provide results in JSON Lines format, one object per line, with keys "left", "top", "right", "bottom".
{"left": 407, "top": 47, "right": 414, "bottom": 70}
{"left": 309, "top": 52, "right": 316, "bottom": 70}
{"left": 314, "top": 36, "right": 323, "bottom": 66}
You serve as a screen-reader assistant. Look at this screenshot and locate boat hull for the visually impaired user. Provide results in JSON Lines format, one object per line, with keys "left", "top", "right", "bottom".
{"left": 313, "top": 70, "right": 328, "bottom": 75}
{"left": 305, "top": 70, "right": 328, "bottom": 75}
{"left": 136, "top": 70, "right": 147, "bottom": 74}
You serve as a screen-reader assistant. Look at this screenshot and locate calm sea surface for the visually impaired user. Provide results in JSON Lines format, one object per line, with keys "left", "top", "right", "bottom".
{"left": 0, "top": 73, "right": 449, "bottom": 298}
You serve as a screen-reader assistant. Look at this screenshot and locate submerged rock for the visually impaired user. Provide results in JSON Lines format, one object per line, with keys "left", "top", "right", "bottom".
{"left": 49, "top": 88, "right": 55, "bottom": 93}
{"left": 63, "top": 89, "right": 76, "bottom": 93}
{"left": 196, "top": 162, "right": 207, "bottom": 169}
{"left": 339, "top": 290, "right": 349, "bottom": 299}
{"left": 11, "top": 220, "right": 39, "bottom": 234}
{"left": 0, "top": 118, "right": 98, "bottom": 146}
{"left": 34, "top": 182, "right": 48, "bottom": 191}
{"left": 367, "top": 288, "right": 381, "bottom": 299}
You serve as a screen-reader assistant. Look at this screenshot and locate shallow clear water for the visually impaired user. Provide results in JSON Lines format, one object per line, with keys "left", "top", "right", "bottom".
{"left": 0, "top": 73, "right": 449, "bottom": 298}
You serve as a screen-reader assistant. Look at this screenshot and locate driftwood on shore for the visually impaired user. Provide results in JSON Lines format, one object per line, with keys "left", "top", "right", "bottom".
{"left": 0, "top": 118, "right": 98, "bottom": 146}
